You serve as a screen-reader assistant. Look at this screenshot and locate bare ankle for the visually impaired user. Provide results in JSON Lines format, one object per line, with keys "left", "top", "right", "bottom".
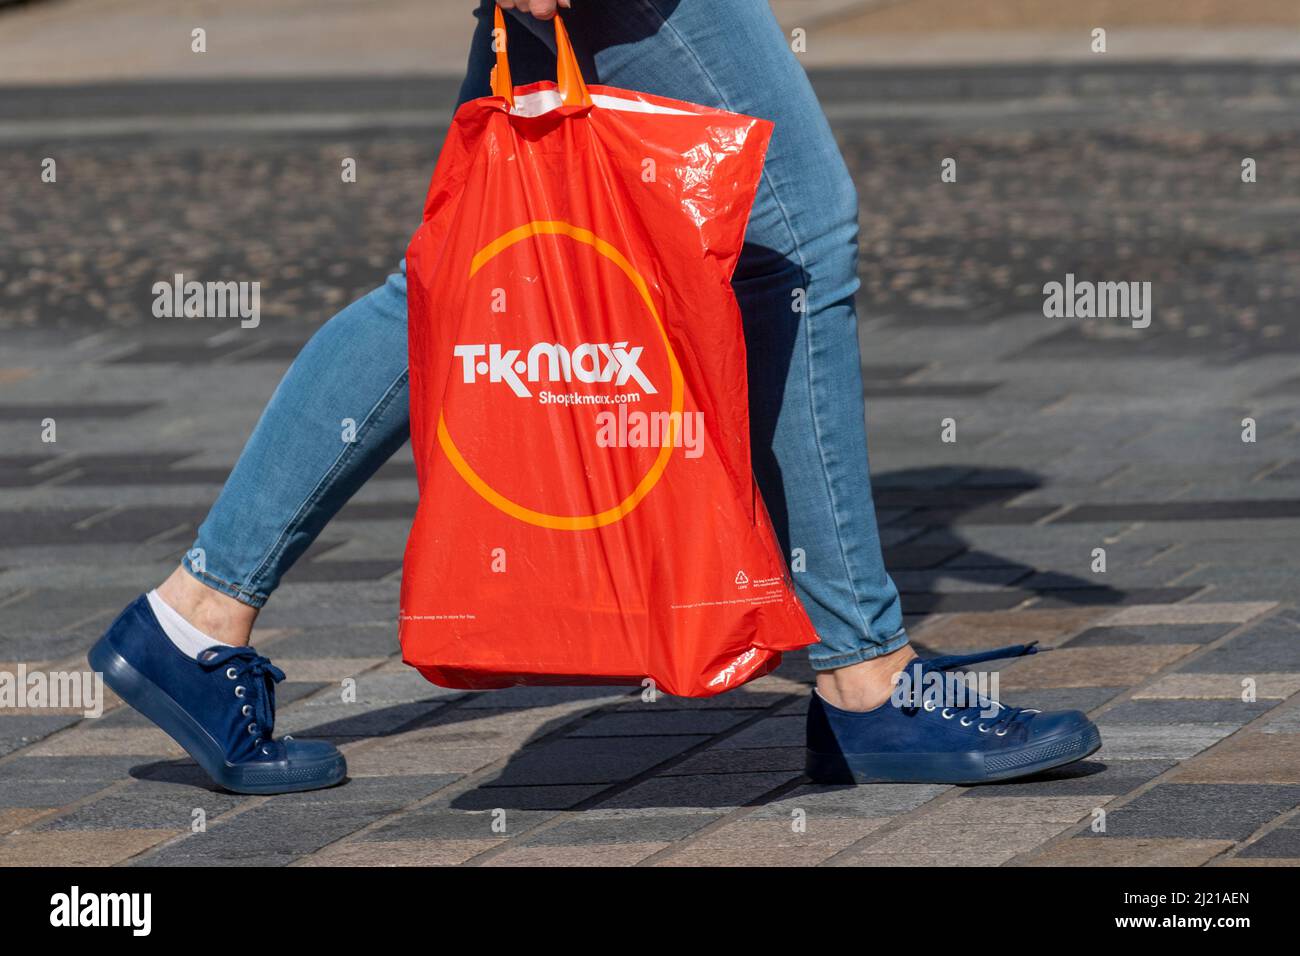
{"left": 815, "top": 644, "right": 918, "bottom": 712}
{"left": 156, "top": 565, "right": 258, "bottom": 647}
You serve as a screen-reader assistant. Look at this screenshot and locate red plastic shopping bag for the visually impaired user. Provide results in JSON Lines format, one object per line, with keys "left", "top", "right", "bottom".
{"left": 400, "top": 10, "right": 817, "bottom": 697}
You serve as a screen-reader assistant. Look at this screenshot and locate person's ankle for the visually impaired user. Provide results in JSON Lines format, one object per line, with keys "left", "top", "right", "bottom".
{"left": 155, "top": 565, "right": 258, "bottom": 647}
{"left": 815, "top": 644, "right": 918, "bottom": 713}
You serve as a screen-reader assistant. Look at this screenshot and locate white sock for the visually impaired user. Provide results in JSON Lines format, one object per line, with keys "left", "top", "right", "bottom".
{"left": 146, "top": 589, "right": 222, "bottom": 660}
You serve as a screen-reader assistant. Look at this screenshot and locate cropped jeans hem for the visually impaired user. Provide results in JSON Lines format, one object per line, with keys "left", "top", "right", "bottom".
{"left": 181, "top": 557, "right": 271, "bottom": 610}
{"left": 808, "top": 628, "right": 910, "bottom": 672}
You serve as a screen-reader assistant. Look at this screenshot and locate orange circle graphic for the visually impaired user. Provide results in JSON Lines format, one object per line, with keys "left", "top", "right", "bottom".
{"left": 437, "top": 220, "right": 685, "bottom": 530}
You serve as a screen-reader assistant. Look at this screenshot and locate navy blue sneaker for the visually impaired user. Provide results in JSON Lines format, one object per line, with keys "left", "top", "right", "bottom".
{"left": 806, "top": 643, "right": 1101, "bottom": 785}
{"left": 88, "top": 595, "right": 346, "bottom": 795}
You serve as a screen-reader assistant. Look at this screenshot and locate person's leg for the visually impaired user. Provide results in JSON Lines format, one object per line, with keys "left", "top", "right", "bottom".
{"left": 167, "top": 268, "right": 413, "bottom": 644}
{"left": 513, "top": 1, "right": 910, "bottom": 709}
{"left": 159, "top": 3, "right": 570, "bottom": 643}
{"left": 143, "top": 0, "right": 899, "bottom": 764}
{"left": 533, "top": 1, "right": 1099, "bottom": 784}
{"left": 89, "top": 2, "right": 566, "bottom": 793}
{"left": 89, "top": 272, "right": 414, "bottom": 793}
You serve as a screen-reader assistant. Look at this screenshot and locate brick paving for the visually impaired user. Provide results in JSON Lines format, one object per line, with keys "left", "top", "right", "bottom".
{"left": 2, "top": 58, "right": 1300, "bottom": 866}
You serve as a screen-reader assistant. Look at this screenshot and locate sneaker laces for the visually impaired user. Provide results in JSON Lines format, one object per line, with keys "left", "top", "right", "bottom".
{"left": 198, "top": 645, "right": 285, "bottom": 746}
{"left": 900, "top": 642, "right": 1043, "bottom": 736}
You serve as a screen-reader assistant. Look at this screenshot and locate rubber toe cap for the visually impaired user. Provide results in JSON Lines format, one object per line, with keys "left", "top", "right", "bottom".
{"left": 283, "top": 738, "right": 345, "bottom": 765}
{"left": 1026, "top": 708, "right": 1094, "bottom": 742}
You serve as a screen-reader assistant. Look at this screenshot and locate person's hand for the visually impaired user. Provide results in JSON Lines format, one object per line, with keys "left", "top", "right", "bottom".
{"left": 496, "top": 0, "right": 572, "bottom": 21}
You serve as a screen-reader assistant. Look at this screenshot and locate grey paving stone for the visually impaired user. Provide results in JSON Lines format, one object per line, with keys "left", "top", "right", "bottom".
{"left": 1261, "top": 708, "right": 1300, "bottom": 734}
{"left": 900, "top": 591, "right": 1029, "bottom": 614}
{"left": 1086, "top": 784, "right": 1300, "bottom": 841}
{"left": 1168, "top": 479, "right": 1300, "bottom": 502}
{"left": 714, "top": 715, "right": 805, "bottom": 750}
{"left": 772, "top": 652, "right": 816, "bottom": 684}
{"left": 341, "top": 671, "right": 456, "bottom": 706}
{"left": 0, "top": 754, "right": 145, "bottom": 782}
{"left": 882, "top": 543, "right": 966, "bottom": 570}
{"left": 612, "top": 690, "right": 784, "bottom": 711}
{"left": 661, "top": 747, "right": 806, "bottom": 776}
{"left": 138, "top": 801, "right": 398, "bottom": 866}
{"left": 282, "top": 558, "right": 402, "bottom": 584}
{"left": 276, "top": 700, "right": 443, "bottom": 739}
{"left": 64, "top": 466, "right": 229, "bottom": 487}
{"left": 362, "top": 807, "right": 556, "bottom": 842}
{"left": 126, "top": 761, "right": 236, "bottom": 793}
{"left": 1030, "top": 587, "right": 1204, "bottom": 608}
{"left": 1182, "top": 575, "right": 1300, "bottom": 602}
{"left": 480, "top": 735, "right": 708, "bottom": 787}
{"left": 1099, "top": 699, "right": 1275, "bottom": 726}
{"left": 864, "top": 382, "right": 998, "bottom": 399}
{"left": 750, "top": 783, "right": 948, "bottom": 819}
{"left": 1004, "top": 687, "right": 1125, "bottom": 713}
{"left": 90, "top": 706, "right": 164, "bottom": 730}
{"left": 0, "top": 507, "right": 202, "bottom": 547}
{"left": 876, "top": 487, "right": 1033, "bottom": 510}
{"left": 938, "top": 541, "right": 1144, "bottom": 571}
{"left": 271, "top": 773, "right": 460, "bottom": 808}
{"left": 1094, "top": 723, "right": 1237, "bottom": 761}
{"left": 0, "top": 585, "right": 139, "bottom": 635}
{"left": 106, "top": 343, "right": 248, "bottom": 365}
{"left": 262, "top": 624, "right": 401, "bottom": 659}
{"left": 1181, "top": 610, "right": 1300, "bottom": 673}
{"left": 879, "top": 527, "right": 924, "bottom": 548}
{"left": 0, "top": 402, "right": 155, "bottom": 419}
{"left": 248, "top": 586, "right": 400, "bottom": 627}
{"left": 448, "top": 785, "right": 609, "bottom": 811}
{"left": 459, "top": 685, "right": 634, "bottom": 710}
{"left": 1064, "top": 624, "right": 1235, "bottom": 647}
{"left": 892, "top": 567, "right": 1031, "bottom": 594}
{"left": 566, "top": 709, "right": 751, "bottom": 738}
{"left": 1266, "top": 459, "right": 1300, "bottom": 480}
{"left": 0, "top": 627, "right": 108, "bottom": 662}
{"left": 962, "top": 759, "right": 1174, "bottom": 798}
{"left": 859, "top": 363, "right": 926, "bottom": 382}
{"left": 519, "top": 811, "right": 723, "bottom": 846}
{"left": 1237, "top": 825, "right": 1300, "bottom": 858}
{"left": 1020, "top": 569, "right": 1193, "bottom": 592}
{"left": 333, "top": 501, "right": 419, "bottom": 522}
{"left": 35, "top": 787, "right": 245, "bottom": 831}
{"left": 899, "top": 505, "right": 1058, "bottom": 528}
{"left": 271, "top": 681, "right": 332, "bottom": 707}
{"left": 24, "top": 451, "right": 218, "bottom": 484}
{"left": 594, "top": 772, "right": 798, "bottom": 811}
{"left": 0, "top": 713, "right": 81, "bottom": 756}
{"left": 872, "top": 467, "right": 975, "bottom": 489}
{"left": 960, "top": 468, "right": 1064, "bottom": 489}
{"left": 0, "top": 779, "right": 111, "bottom": 809}
{"left": 1060, "top": 501, "right": 1300, "bottom": 524}
{"left": 1166, "top": 539, "right": 1300, "bottom": 567}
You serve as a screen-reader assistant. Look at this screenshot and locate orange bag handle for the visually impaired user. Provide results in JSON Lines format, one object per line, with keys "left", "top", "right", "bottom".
{"left": 490, "top": 5, "right": 592, "bottom": 109}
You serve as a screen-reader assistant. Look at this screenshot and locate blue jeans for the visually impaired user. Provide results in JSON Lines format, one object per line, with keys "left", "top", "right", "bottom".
{"left": 185, "top": 0, "right": 907, "bottom": 671}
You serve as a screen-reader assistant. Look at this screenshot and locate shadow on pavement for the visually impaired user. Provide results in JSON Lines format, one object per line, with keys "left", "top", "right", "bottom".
{"left": 128, "top": 464, "right": 1141, "bottom": 810}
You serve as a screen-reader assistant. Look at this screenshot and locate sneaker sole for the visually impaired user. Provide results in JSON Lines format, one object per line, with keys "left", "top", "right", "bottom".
{"left": 88, "top": 636, "right": 347, "bottom": 795}
{"left": 805, "top": 723, "right": 1103, "bottom": 785}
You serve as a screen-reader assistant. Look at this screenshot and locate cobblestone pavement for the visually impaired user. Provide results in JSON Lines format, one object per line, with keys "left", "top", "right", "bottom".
{"left": 1, "top": 63, "right": 1299, "bottom": 866}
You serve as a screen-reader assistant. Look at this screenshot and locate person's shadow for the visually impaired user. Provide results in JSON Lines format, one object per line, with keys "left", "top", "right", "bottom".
{"left": 871, "top": 465, "right": 1132, "bottom": 620}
